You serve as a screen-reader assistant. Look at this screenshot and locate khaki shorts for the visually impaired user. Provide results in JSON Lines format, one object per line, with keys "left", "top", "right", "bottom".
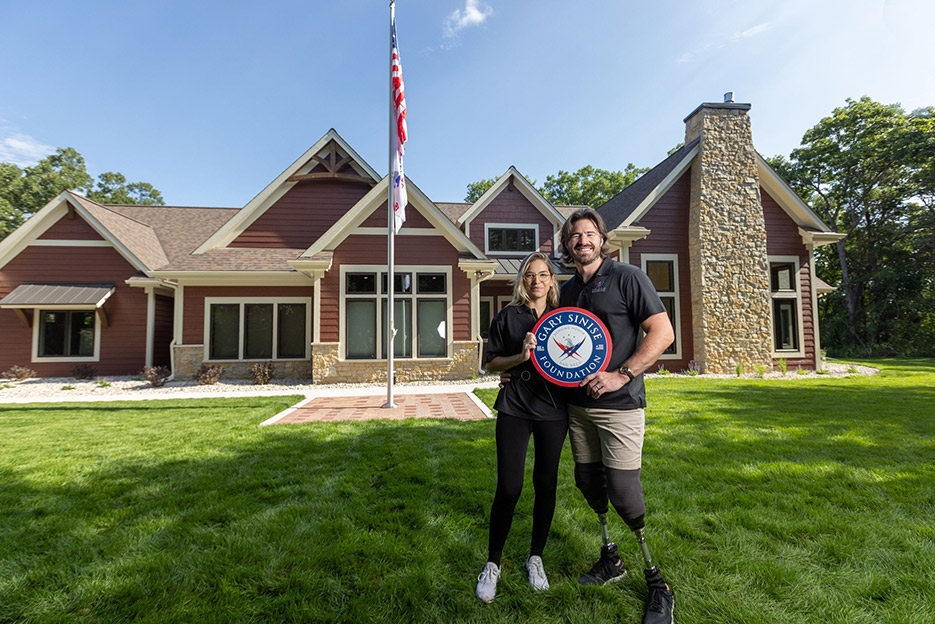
{"left": 568, "top": 404, "right": 644, "bottom": 470}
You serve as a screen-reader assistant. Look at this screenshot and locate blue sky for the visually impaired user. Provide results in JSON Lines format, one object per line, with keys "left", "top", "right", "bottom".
{"left": 1, "top": 0, "right": 933, "bottom": 208}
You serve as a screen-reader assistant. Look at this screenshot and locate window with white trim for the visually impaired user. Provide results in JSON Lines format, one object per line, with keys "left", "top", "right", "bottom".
{"left": 479, "top": 297, "right": 494, "bottom": 340}
{"left": 342, "top": 267, "right": 450, "bottom": 360}
{"left": 36, "top": 310, "right": 96, "bottom": 359}
{"left": 205, "top": 298, "right": 310, "bottom": 361}
{"left": 769, "top": 258, "right": 804, "bottom": 355}
{"left": 641, "top": 254, "right": 680, "bottom": 358}
{"left": 485, "top": 223, "right": 538, "bottom": 255}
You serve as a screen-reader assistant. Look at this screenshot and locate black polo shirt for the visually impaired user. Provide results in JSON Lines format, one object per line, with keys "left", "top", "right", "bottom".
{"left": 486, "top": 304, "right": 567, "bottom": 421}
{"left": 559, "top": 257, "right": 666, "bottom": 409}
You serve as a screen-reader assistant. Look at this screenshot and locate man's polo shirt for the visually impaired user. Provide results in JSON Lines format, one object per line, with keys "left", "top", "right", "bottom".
{"left": 559, "top": 257, "right": 666, "bottom": 409}
{"left": 486, "top": 304, "right": 566, "bottom": 421}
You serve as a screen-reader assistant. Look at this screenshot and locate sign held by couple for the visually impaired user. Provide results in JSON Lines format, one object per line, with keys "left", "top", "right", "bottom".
{"left": 531, "top": 307, "right": 612, "bottom": 387}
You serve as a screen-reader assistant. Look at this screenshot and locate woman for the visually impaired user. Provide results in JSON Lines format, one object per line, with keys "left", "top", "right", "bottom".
{"left": 475, "top": 251, "right": 568, "bottom": 603}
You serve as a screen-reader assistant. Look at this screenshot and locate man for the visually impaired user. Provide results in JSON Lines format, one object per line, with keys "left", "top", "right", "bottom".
{"left": 559, "top": 207, "right": 676, "bottom": 624}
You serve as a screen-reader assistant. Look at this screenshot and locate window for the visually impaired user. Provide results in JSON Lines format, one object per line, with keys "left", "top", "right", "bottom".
{"left": 769, "top": 257, "right": 804, "bottom": 356}
{"left": 37, "top": 310, "right": 96, "bottom": 358}
{"left": 485, "top": 223, "right": 538, "bottom": 255}
{"left": 342, "top": 267, "right": 450, "bottom": 359}
{"left": 479, "top": 297, "right": 493, "bottom": 340}
{"left": 642, "top": 254, "right": 680, "bottom": 359}
{"left": 205, "top": 299, "right": 310, "bottom": 361}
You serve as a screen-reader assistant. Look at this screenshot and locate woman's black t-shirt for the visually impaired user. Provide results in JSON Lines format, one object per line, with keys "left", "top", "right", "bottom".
{"left": 486, "top": 304, "right": 567, "bottom": 421}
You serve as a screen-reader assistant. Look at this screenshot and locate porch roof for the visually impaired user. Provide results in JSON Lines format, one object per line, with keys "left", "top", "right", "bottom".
{"left": 0, "top": 283, "right": 115, "bottom": 308}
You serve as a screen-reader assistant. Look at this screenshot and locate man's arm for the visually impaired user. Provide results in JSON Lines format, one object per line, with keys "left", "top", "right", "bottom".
{"left": 580, "top": 310, "right": 674, "bottom": 397}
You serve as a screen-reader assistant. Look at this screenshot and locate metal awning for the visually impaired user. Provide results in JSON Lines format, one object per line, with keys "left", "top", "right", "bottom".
{"left": 492, "top": 257, "right": 574, "bottom": 278}
{"left": 0, "top": 283, "right": 115, "bottom": 309}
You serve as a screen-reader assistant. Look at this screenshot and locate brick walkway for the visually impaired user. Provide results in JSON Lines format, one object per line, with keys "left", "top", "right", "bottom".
{"left": 268, "top": 392, "right": 491, "bottom": 424}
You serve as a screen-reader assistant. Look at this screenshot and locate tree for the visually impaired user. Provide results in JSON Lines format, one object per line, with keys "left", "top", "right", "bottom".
{"left": 540, "top": 164, "right": 648, "bottom": 208}
{"left": 464, "top": 177, "right": 497, "bottom": 203}
{"left": 0, "top": 148, "right": 164, "bottom": 241}
{"left": 465, "top": 164, "right": 648, "bottom": 209}
{"left": 770, "top": 97, "right": 935, "bottom": 356}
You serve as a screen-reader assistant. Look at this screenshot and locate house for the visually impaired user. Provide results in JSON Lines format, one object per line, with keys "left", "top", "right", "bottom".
{"left": 0, "top": 97, "right": 843, "bottom": 381}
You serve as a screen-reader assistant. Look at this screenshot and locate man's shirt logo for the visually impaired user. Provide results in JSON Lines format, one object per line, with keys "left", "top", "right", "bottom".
{"left": 531, "top": 307, "right": 613, "bottom": 387}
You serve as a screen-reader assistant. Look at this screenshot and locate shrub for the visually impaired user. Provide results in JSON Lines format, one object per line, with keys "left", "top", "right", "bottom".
{"left": 72, "top": 363, "right": 97, "bottom": 380}
{"left": 195, "top": 364, "right": 224, "bottom": 385}
{"left": 735, "top": 362, "right": 744, "bottom": 377}
{"left": 683, "top": 360, "right": 700, "bottom": 376}
{"left": 61, "top": 385, "right": 75, "bottom": 390}
{"left": 250, "top": 361, "right": 275, "bottom": 385}
{"left": 778, "top": 358, "right": 787, "bottom": 375}
{"left": 142, "top": 365, "right": 171, "bottom": 387}
{"left": 2, "top": 365, "right": 36, "bottom": 381}
{"left": 754, "top": 364, "right": 766, "bottom": 378}
{"left": 848, "top": 363, "right": 858, "bottom": 374}
{"left": 797, "top": 366, "right": 809, "bottom": 376}
{"left": 656, "top": 364, "right": 671, "bottom": 375}
{"left": 816, "top": 368, "right": 830, "bottom": 375}
{"left": 94, "top": 379, "right": 111, "bottom": 388}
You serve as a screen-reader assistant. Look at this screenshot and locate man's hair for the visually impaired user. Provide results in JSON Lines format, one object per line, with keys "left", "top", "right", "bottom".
{"left": 509, "top": 251, "right": 560, "bottom": 308}
{"left": 559, "top": 208, "right": 609, "bottom": 266}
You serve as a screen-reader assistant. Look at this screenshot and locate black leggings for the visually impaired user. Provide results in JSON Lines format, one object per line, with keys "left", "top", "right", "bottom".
{"left": 487, "top": 413, "right": 568, "bottom": 566}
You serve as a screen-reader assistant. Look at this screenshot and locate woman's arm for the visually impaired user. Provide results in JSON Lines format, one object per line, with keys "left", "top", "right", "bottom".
{"left": 485, "top": 332, "right": 535, "bottom": 372}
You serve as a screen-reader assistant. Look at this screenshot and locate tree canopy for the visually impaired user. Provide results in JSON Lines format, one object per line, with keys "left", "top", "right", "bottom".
{"left": 770, "top": 97, "right": 935, "bottom": 357}
{"left": 0, "top": 148, "right": 164, "bottom": 241}
{"left": 465, "top": 164, "right": 648, "bottom": 209}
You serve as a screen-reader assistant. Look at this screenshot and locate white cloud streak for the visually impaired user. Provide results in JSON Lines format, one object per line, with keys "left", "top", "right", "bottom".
{"left": 0, "top": 132, "right": 55, "bottom": 167}
{"left": 444, "top": 0, "right": 494, "bottom": 40}
{"left": 678, "top": 21, "right": 771, "bottom": 63}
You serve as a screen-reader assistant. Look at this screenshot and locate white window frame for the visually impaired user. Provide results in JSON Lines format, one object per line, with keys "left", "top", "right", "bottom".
{"left": 339, "top": 265, "right": 453, "bottom": 361}
{"left": 484, "top": 223, "right": 539, "bottom": 256}
{"left": 641, "top": 253, "right": 681, "bottom": 360}
{"left": 768, "top": 255, "right": 806, "bottom": 359}
{"left": 31, "top": 308, "right": 102, "bottom": 363}
{"left": 496, "top": 295, "right": 512, "bottom": 313}
{"left": 202, "top": 297, "right": 312, "bottom": 362}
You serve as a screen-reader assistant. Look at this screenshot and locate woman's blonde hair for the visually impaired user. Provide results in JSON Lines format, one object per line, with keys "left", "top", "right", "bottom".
{"left": 509, "top": 251, "right": 559, "bottom": 308}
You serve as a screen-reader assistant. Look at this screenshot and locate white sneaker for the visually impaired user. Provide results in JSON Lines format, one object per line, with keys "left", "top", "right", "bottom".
{"left": 475, "top": 561, "right": 500, "bottom": 603}
{"left": 526, "top": 555, "right": 549, "bottom": 590}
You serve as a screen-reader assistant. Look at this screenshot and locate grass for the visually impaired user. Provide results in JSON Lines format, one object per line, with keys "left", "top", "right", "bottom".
{"left": 1, "top": 360, "right": 933, "bottom": 623}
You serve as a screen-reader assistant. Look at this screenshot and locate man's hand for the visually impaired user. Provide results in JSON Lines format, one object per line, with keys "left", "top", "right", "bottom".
{"left": 580, "top": 369, "right": 627, "bottom": 399}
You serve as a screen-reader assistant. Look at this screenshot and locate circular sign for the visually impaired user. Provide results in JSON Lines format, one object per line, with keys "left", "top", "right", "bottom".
{"left": 531, "top": 307, "right": 613, "bottom": 387}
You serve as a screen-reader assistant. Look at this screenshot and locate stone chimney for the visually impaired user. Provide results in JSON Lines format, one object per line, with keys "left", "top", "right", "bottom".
{"left": 684, "top": 97, "right": 773, "bottom": 374}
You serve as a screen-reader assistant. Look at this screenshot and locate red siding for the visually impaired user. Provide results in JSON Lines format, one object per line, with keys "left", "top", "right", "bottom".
{"left": 229, "top": 179, "right": 371, "bottom": 248}
{"left": 0, "top": 246, "right": 147, "bottom": 377}
{"left": 762, "top": 189, "right": 815, "bottom": 368}
{"left": 360, "top": 201, "right": 433, "bottom": 228}
{"left": 38, "top": 213, "right": 105, "bottom": 240}
{"left": 629, "top": 171, "right": 694, "bottom": 372}
{"left": 153, "top": 294, "right": 174, "bottom": 366}
{"left": 182, "top": 286, "right": 315, "bottom": 345}
{"left": 468, "top": 189, "right": 557, "bottom": 256}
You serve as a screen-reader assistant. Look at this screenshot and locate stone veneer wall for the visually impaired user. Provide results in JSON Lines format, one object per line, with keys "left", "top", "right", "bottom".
{"left": 173, "top": 344, "right": 312, "bottom": 379}
{"left": 311, "top": 342, "right": 482, "bottom": 384}
{"left": 174, "top": 342, "right": 480, "bottom": 382}
{"left": 685, "top": 104, "right": 773, "bottom": 374}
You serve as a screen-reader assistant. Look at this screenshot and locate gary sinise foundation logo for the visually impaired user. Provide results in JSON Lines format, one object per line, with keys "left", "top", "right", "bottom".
{"left": 531, "top": 307, "right": 612, "bottom": 387}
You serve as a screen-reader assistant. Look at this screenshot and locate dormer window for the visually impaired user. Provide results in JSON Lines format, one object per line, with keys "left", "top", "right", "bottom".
{"left": 485, "top": 223, "right": 538, "bottom": 255}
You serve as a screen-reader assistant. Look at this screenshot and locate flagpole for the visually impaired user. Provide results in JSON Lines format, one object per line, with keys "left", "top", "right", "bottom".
{"left": 384, "top": 0, "right": 398, "bottom": 409}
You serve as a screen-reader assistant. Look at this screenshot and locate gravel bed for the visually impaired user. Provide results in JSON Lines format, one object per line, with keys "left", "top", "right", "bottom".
{"left": 0, "top": 362, "right": 877, "bottom": 403}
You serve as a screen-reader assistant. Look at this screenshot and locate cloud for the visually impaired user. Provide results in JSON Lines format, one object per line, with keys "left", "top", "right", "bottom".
{"left": 0, "top": 132, "right": 55, "bottom": 166}
{"left": 678, "top": 21, "right": 771, "bottom": 63}
{"left": 444, "top": 0, "right": 494, "bottom": 40}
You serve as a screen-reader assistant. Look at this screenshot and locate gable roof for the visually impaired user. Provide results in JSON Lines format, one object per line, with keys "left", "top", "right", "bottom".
{"left": 193, "top": 129, "right": 380, "bottom": 254}
{"left": 598, "top": 139, "right": 700, "bottom": 230}
{"left": 0, "top": 191, "right": 167, "bottom": 272}
{"left": 457, "top": 167, "right": 566, "bottom": 228}
{"left": 302, "top": 175, "right": 487, "bottom": 259}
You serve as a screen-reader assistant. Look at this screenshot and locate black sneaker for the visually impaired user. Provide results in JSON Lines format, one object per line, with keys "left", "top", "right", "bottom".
{"left": 642, "top": 583, "right": 675, "bottom": 624}
{"left": 578, "top": 543, "right": 627, "bottom": 586}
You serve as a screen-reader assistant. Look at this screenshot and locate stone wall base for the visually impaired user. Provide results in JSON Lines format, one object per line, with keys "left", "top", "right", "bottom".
{"left": 173, "top": 342, "right": 482, "bottom": 384}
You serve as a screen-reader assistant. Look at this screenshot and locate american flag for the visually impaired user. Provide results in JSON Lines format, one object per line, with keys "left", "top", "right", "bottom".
{"left": 391, "top": 17, "right": 408, "bottom": 234}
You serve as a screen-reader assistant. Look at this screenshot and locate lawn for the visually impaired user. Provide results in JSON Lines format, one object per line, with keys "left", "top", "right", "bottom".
{"left": 1, "top": 360, "right": 933, "bottom": 623}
